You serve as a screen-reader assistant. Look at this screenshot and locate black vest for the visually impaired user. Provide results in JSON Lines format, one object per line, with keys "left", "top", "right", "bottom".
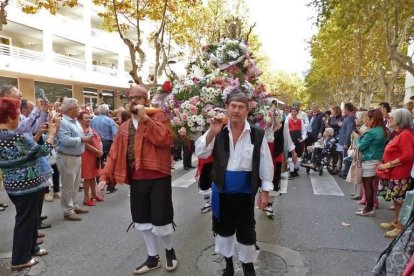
{"left": 212, "top": 124, "right": 264, "bottom": 195}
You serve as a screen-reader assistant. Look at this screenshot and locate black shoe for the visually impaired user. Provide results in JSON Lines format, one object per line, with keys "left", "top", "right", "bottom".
{"left": 40, "top": 215, "right": 47, "bottom": 221}
{"left": 106, "top": 186, "right": 118, "bottom": 194}
{"left": 222, "top": 257, "right": 234, "bottom": 276}
{"left": 338, "top": 173, "right": 347, "bottom": 179}
{"left": 165, "top": 248, "right": 178, "bottom": 271}
{"left": 222, "top": 267, "right": 235, "bottom": 276}
{"left": 38, "top": 223, "right": 51, "bottom": 229}
{"left": 78, "top": 186, "right": 83, "bottom": 192}
{"left": 133, "top": 255, "right": 160, "bottom": 275}
{"left": 184, "top": 166, "right": 190, "bottom": 170}
{"left": 288, "top": 173, "right": 295, "bottom": 180}
{"left": 242, "top": 262, "right": 256, "bottom": 276}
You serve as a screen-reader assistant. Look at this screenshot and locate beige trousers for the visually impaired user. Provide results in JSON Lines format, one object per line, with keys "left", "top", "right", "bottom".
{"left": 57, "top": 154, "right": 81, "bottom": 216}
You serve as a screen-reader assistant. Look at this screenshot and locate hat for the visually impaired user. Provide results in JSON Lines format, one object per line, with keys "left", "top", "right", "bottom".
{"left": 225, "top": 87, "right": 249, "bottom": 104}
{"left": 127, "top": 85, "right": 148, "bottom": 99}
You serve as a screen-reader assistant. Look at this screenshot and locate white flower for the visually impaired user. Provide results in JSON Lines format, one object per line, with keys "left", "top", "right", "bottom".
{"left": 227, "top": 50, "right": 238, "bottom": 59}
{"left": 187, "top": 120, "right": 194, "bottom": 127}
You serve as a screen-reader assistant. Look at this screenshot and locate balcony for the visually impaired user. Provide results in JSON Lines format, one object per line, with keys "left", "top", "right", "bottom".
{"left": 0, "top": 43, "right": 130, "bottom": 88}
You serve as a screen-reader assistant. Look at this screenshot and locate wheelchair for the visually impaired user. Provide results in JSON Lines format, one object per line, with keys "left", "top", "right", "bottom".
{"left": 301, "top": 137, "right": 343, "bottom": 176}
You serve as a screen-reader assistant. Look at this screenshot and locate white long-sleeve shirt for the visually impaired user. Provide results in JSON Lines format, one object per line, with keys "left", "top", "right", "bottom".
{"left": 195, "top": 120, "right": 274, "bottom": 191}
{"left": 264, "top": 118, "right": 296, "bottom": 152}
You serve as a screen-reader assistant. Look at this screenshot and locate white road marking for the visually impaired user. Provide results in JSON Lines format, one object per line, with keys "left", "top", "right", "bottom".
{"left": 309, "top": 171, "right": 344, "bottom": 196}
{"left": 172, "top": 170, "right": 197, "bottom": 188}
{"left": 172, "top": 162, "right": 184, "bottom": 170}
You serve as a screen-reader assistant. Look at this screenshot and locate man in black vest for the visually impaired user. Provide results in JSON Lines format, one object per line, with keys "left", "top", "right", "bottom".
{"left": 195, "top": 87, "right": 274, "bottom": 276}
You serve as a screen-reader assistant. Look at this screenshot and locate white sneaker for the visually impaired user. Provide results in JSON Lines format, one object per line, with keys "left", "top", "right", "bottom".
{"left": 44, "top": 193, "right": 53, "bottom": 202}
{"left": 263, "top": 203, "right": 274, "bottom": 218}
{"left": 200, "top": 201, "right": 211, "bottom": 213}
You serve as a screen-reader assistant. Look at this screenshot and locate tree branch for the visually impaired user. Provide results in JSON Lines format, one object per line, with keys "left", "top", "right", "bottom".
{"left": 0, "top": 0, "right": 10, "bottom": 31}
{"left": 112, "top": 0, "right": 141, "bottom": 84}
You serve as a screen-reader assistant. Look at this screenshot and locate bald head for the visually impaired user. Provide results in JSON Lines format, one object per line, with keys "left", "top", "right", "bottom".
{"left": 127, "top": 85, "right": 148, "bottom": 99}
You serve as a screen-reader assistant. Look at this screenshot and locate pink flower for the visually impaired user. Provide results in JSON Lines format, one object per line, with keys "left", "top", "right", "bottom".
{"left": 250, "top": 100, "right": 257, "bottom": 108}
{"left": 173, "top": 117, "right": 182, "bottom": 125}
{"left": 189, "top": 97, "right": 199, "bottom": 106}
{"left": 173, "top": 108, "right": 180, "bottom": 116}
{"left": 190, "top": 106, "right": 198, "bottom": 115}
{"left": 178, "top": 127, "right": 187, "bottom": 136}
{"left": 180, "top": 113, "right": 188, "bottom": 121}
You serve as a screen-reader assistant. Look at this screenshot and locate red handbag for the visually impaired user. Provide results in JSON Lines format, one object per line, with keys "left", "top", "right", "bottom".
{"left": 375, "top": 164, "right": 391, "bottom": 180}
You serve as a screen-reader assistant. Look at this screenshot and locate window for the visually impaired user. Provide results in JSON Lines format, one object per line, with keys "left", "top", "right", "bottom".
{"left": 34, "top": 81, "right": 72, "bottom": 102}
{"left": 83, "top": 87, "right": 98, "bottom": 109}
{"left": 0, "top": 76, "right": 18, "bottom": 88}
{"left": 102, "top": 90, "right": 114, "bottom": 109}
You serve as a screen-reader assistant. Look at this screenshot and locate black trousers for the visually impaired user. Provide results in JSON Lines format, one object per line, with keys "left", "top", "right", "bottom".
{"left": 51, "top": 164, "right": 60, "bottom": 193}
{"left": 38, "top": 187, "right": 48, "bottom": 227}
{"left": 100, "top": 140, "right": 113, "bottom": 168}
{"left": 199, "top": 162, "right": 213, "bottom": 191}
{"left": 130, "top": 176, "right": 174, "bottom": 226}
{"left": 213, "top": 193, "right": 256, "bottom": 245}
{"left": 8, "top": 190, "right": 41, "bottom": 265}
{"left": 273, "top": 162, "right": 282, "bottom": 191}
{"left": 183, "top": 141, "right": 194, "bottom": 167}
{"left": 173, "top": 140, "right": 182, "bottom": 161}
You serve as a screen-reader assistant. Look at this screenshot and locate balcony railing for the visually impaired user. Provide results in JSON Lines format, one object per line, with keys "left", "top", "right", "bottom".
{"left": 0, "top": 43, "right": 44, "bottom": 63}
{"left": 93, "top": 64, "right": 118, "bottom": 76}
{"left": 53, "top": 54, "right": 86, "bottom": 70}
{"left": 0, "top": 44, "right": 130, "bottom": 86}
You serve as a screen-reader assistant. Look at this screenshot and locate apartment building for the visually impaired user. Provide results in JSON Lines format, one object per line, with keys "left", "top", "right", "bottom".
{"left": 0, "top": 0, "right": 168, "bottom": 109}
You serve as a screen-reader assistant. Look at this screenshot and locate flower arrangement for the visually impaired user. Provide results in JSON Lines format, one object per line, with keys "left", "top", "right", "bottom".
{"left": 161, "top": 37, "right": 277, "bottom": 139}
{"left": 172, "top": 96, "right": 206, "bottom": 139}
{"left": 216, "top": 39, "right": 248, "bottom": 70}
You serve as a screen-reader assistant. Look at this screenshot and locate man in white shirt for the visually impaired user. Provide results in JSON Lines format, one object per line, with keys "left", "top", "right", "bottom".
{"left": 195, "top": 87, "right": 274, "bottom": 276}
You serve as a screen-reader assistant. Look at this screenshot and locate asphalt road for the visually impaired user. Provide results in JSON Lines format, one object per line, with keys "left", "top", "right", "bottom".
{"left": 0, "top": 161, "right": 393, "bottom": 276}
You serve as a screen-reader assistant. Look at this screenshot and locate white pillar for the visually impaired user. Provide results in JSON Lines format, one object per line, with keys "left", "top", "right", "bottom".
{"left": 83, "top": 0, "right": 93, "bottom": 72}
{"left": 42, "top": 28, "right": 53, "bottom": 64}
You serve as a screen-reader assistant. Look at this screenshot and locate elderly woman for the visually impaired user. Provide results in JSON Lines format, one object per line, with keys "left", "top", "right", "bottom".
{"left": 355, "top": 109, "right": 387, "bottom": 217}
{"left": 0, "top": 97, "right": 56, "bottom": 270}
{"left": 328, "top": 105, "right": 344, "bottom": 137}
{"left": 377, "top": 109, "right": 414, "bottom": 238}
{"left": 78, "top": 111, "right": 104, "bottom": 206}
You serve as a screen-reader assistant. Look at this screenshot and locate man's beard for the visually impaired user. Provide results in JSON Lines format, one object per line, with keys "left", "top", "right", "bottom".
{"left": 130, "top": 103, "right": 138, "bottom": 114}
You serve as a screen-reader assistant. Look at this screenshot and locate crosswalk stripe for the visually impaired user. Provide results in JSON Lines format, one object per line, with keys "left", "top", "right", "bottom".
{"left": 172, "top": 170, "right": 196, "bottom": 188}
{"left": 309, "top": 170, "right": 344, "bottom": 196}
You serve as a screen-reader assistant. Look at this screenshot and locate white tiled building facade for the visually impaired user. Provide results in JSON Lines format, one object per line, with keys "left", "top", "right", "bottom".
{"left": 0, "top": 0, "right": 172, "bottom": 109}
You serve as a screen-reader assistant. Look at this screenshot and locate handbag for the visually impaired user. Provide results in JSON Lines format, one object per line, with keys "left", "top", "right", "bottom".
{"left": 375, "top": 161, "right": 391, "bottom": 180}
{"left": 346, "top": 147, "right": 362, "bottom": 185}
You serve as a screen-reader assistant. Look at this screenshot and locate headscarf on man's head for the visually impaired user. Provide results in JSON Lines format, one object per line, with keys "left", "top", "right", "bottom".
{"left": 225, "top": 87, "right": 249, "bottom": 105}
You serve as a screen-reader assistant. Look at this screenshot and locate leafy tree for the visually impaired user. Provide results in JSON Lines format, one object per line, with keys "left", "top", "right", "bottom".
{"left": 307, "top": 0, "right": 412, "bottom": 106}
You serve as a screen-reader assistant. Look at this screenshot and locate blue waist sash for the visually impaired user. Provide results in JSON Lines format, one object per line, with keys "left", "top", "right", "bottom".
{"left": 211, "top": 171, "right": 252, "bottom": 220}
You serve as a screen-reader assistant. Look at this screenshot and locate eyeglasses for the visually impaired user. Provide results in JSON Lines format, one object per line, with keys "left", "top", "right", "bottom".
{"left": 128, "top": 96, "right": 146, "bottom": 102}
